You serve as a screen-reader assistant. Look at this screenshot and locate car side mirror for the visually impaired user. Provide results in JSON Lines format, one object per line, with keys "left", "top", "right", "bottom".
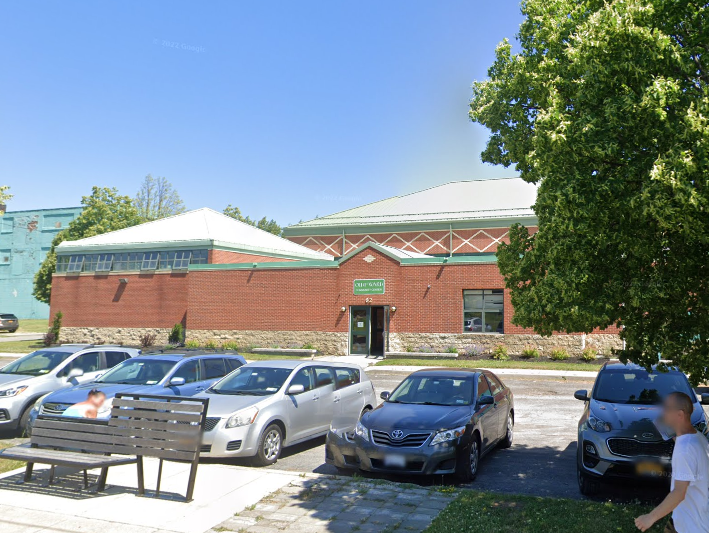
{"left": 701, "top": 393, "right": 709, "bottom": 406}
{"left": 380, "top": 391, "right": 390, "bottom": 400}
{"left": 66, "top": 368, "right": 84, "bottom": 379}
{"left": 287, "top": 384, "right": 305, "bottom": 395}
{"left": 169, "top": 377, "right": 186, "bottom": 386}
{"left": 574, "top": 390, "right": 590, "bottom": 401}
{"left": 477, "top": 395, "right": 494, "bottom": 406}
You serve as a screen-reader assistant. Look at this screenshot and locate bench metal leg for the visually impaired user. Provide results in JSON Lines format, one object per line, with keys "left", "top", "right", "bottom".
{"left": 97, "top": 467, "right": 108, "bottom": 492}
{"left": 136, "top": 457, "right": 145, "bottom": 496}
{"left": 155, "top": 459, "right": 163, "bottom": 497}
{"left": 83, "top": 470, "right": 89, "bottom": 490}
{"left": 47, "top": 466, "right": 55, "bottom": 486}
{"left": 185, "top": 459, "right": 199, "bottom": 502}
{"left": 23, "top": 462, "right": 34, "bottom": 483}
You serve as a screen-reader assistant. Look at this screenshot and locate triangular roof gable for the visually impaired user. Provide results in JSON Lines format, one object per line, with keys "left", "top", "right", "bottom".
{"left": 56, "top": 208, "right": 334, "bottom": 261}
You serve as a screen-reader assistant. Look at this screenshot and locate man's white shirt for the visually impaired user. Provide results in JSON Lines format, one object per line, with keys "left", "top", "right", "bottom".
{"left": 671, "top": 432, "right": 709, "bottom": 533}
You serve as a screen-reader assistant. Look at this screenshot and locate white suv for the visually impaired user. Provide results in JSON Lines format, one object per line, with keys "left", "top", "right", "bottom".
{"left": 0, "top": 344, "right": 140, "bottom": 432}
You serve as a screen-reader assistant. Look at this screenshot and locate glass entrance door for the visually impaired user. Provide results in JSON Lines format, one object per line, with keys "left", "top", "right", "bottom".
{"left": 350, "top": 307, "right": 369, "bottom": 355}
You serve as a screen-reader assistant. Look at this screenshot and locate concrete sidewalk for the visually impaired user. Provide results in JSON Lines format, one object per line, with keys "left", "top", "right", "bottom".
{"left": 0, "top": 333, "right": 43, "bottom": 342}
{"left": 0, "top": 458, "right": 303, "bottom": 533}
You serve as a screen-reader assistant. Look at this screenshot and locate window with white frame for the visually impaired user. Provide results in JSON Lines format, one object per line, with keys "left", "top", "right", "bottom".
{"left": 173, "top": 250, "right": 191, "bottom": 269}
{"left": 67, "top": 255, "right": 84, "bottom": 273}
{"left": 463, "top": 289, "right": 504, "bottom": 333}
{"left": 95, "top": 254, "right": 113, "bottom": 272}
{"left": 141, "top": 251, "right": 159, "bottom": 270}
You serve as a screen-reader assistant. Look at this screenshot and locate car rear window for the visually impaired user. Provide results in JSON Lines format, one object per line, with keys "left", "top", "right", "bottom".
{"left": 203, "top": 358, "right": 227, "bottom": 379}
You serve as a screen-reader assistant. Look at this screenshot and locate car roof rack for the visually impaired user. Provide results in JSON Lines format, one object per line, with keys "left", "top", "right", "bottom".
{"left": 60, "top": 343, "right": 94, "bottom": 347}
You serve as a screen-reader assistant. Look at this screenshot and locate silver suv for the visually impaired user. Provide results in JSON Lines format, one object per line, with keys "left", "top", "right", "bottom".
{"left": 0, "top": 344, "right": 140, "bottom": 431}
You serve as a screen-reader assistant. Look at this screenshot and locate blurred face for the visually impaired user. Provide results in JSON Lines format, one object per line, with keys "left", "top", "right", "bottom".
{"left": 89, "top": 393, "right": 106, "bottom": 408}
{"left": 661, "top": 397, "right": 688, "bottom": 432}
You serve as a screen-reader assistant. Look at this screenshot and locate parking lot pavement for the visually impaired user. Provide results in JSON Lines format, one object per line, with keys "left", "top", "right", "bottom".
{"left": 208, "top": 476, "right": 459, "bottom": 533}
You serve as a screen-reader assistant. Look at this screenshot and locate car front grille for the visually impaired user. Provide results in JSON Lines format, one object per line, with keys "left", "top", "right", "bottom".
{"left": 607, "top": 438, "right": 674, "bottom": 458}
{"left": 371, "top": 430, "right": 431, "bottom": 447}
{"left": 226, "top": 440, "right": 242, "bottom": 451}
{"left": 204, "top": 417, "right": 221, "bottom": 431}
{"left": 200, "top": 445, "right": 212, "bottom": 453}
{"left": 41, "top": 403, "right": 68, "bottom": 416}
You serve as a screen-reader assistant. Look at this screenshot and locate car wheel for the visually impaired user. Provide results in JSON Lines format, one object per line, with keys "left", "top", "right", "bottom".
{"left": 8, "top": 329, "right": 17, "bottom": 333}
{"left": 577, "top": 466, "right": 599, "bottom": 496}
{"left": 456, "top": 435, "right": 480, "bottom": 482}
{"left": 18, "top": 405, "right": 33, "bottom": 436}
{"left": 499, "top": 413, "right": 513, "bottom": 448}
{"left": 253, "top": 424, "right": 283, "bottom": 467}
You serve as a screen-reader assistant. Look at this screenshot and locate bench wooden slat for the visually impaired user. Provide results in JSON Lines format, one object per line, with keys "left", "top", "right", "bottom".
{"left": 113, "top": 398, "right": 205, "bottom": 413}
{"left": 31, "top": 436, "right": 197, "bottom": 462}
{"left": 110, "top": 407, "right": 202, "bottom": 423}
{"left": 107, "top": 417, "right": 201, "bottom": 434}
{"left": 36, "top": 418, "right": 200, "bottom": 438}
{"left": 32, "top": 427, "right": 201, "bottom": 453}
{"left": 0, "top": 445, "right": 137, "bottom": 468}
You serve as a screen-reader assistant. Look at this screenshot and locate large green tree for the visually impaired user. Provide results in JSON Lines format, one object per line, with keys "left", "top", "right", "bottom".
{"left": 34, "top": 187, "right": 141, "bottom": 304}
{"left": 470, "top": 0, "right": 709, "bottom": 382}
{"left": 223, "top": 205, "right": 282, "bottom": 236}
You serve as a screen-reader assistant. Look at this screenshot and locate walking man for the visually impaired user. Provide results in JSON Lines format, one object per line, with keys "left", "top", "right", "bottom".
{"left": 635, "top": 392, "right": 709, "bottom": 532}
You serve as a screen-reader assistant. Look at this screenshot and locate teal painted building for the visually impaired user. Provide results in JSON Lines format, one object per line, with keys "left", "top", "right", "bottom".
{"left": 0, "top": 207, "right": 83, "bottom": 319}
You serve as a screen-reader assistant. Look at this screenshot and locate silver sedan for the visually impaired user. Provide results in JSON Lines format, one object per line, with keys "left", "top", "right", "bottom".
{"left": 196, "top": 360, "right": 377, "bottom": 465}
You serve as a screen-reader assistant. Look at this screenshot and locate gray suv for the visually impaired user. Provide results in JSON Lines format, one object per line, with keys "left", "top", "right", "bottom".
{"left": 575, "top": 362, "right": 709, "bottom": 495}
{"left": 0, "top": 344, "right": 140, "bottom": 431}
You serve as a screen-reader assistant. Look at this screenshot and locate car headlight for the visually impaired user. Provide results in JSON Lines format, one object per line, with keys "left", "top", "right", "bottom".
{"left": 0, "top": 386, "right": 28, "bottom": 398}
{"left": 430, "top": 425, "right": 467, "bottom": 446}
{"left": 97, "top": 397, "right": 114, "bottom": 417}
{"left": 225, "top": 406, "right": 259, "bottom": 429}
{"left": 355, "top": 420, "right": 369, "bottom": 441}
{"left": 30, "top": 395, "right": 47, "bottom": 414}
{"left": 587, "top": 415, "right": 612, "bottom": 433}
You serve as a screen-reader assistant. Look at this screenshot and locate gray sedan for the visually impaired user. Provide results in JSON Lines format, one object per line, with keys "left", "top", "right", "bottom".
{"left": 197, "top": 360, "right": 377, "bottom": 465}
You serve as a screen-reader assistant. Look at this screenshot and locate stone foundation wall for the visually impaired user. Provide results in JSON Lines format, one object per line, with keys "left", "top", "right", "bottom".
{"left": 62, "top": 327, "right": 622, "bottom": 357}
{"left": 62, "top": 327, "right": 174, "bottom": 346}
{"left": 389, "top": 332, "right": 622, "bottom": 357}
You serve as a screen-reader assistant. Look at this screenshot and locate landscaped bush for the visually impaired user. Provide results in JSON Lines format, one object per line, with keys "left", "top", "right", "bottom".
{"left": 404, "top": 345, "right": 414, "bottom": 352}
{"left": 445, "top": 345, "right": 459, "bottom": 354}
{"left": 302, "top": 343, "right": 315, "bottom": 350}
{"left": 221, "top": 340, "right": 239, "bottom": 351}
{"left": 185, "top": 339, "right": 200, "bottom": 348}
{"left": 491, "top": 344, "right": 509, "bottom": 360}
{"left": 462, "top": 345, "right": 484, "bottom": 358}
{"left": 204, "top": 339, "right": 218, "bottom": 349}
{"left": 550, "top": 347, "right": 570, "bottom": 360}
{"left": 139, "top": 332, "right": 157, "bottom": 349}
{"left": 520, "top": 345, "right": 540, "bottom": 359}
{"left": 168, "top": 323, "right": 184, "bottom": 345}
{"left": 49, "top": 311, "right": 62, "bottom": 343}
{"left": 416, "top": 345, "right": 436, "bottom": 353}
{"left": 42, "top": 331, "right": 56, "bottom": 347}
{"left": 581, "top": 347, "right": 597, "bottom": 362}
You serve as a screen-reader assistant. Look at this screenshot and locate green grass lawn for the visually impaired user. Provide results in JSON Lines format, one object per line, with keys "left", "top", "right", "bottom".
{"left": 0, "top": 319, "right": 48, "bottom": 334}
{"left": 0, "top": 340, "right": 44, "bottom": 354}
{"left": 425, "top": 491, "right": 664, "bottom": 533}
{"left": 0, "top": 443, "right": 25, "bottom": 475}
{"left": 378, "top": 358, "right": 603, "bottom": 372}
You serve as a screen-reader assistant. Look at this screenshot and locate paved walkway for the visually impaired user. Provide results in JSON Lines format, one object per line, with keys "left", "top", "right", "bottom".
{"left": 0, "top": 333, "right": 43, "bottom": 342}
{"left": 208, "top": 476, "right": 457, "bottom": 533}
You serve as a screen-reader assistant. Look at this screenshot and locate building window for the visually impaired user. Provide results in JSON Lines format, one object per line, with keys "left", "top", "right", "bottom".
{"left": 141, "top": 251, "right": 159, "bottom": 270}
{"left": 83, "top": 254, "right": 98, "bottom": 272}
{"left": 191, "top": 249, "right": 208, "bottom": 264}
{"left": 127, "top": 252, "right": 143, "bottom": 271}
{"left": 96, "top": 254, "right": 113, "bottom": 272}
{"left": 173, "top": 250, "right": 191, "bottom": 269}
{"left": 56, "top": 255, "right": 69, "bottom": 272}
{"left": 463, "top": 289, "right": 504, "bottom": 334}
{"left": 113, "top": 253, "right": 128, "bottom": 271}
{"left": 67, "top": 255, "right": 84, "bottom": 273}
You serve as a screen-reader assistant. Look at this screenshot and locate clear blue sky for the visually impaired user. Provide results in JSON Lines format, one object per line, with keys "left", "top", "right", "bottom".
{"left": 0, "top": 1, "right": 523, "bottom": 226}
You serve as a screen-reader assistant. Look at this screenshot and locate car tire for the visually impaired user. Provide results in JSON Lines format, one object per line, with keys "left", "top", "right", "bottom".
{"left": 456, "top": 434, "right": 480, "bottom": 482}
{"left": 499, "top": 413, "right": 513, "bottom": 449}
{"left": 577, "top": 466, "right": 599, "bottom": 496}
{"left": 18, "top": 404, "right": 33, "bottom": 436}
{"left": 253, "top": 424, "right": 283, "bottom": 467}
{"left": 8, "top": 329, "right": 17, "bottom": 333}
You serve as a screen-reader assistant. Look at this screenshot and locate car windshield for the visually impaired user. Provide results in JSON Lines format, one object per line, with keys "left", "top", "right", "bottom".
{"left": 0, "top": 350, "right": 73, "bottom": 376}
{"left": 97, "top": 358, "right": 176, "bottom": 385}
{"left": 209, "top": 367, "right": 292, "bottom": 396}
{"left": 388, "top": 376, "right": 475, "bottom": 406}
{"left": 593, "top": 369, "right": 694, "bottom": 404}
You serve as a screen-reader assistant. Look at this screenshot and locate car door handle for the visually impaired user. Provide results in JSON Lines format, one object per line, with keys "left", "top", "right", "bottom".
{"left": 334, "top": 397, "right": 340, "bottom": 403}
{"left": 195, "top": 387, "right": 205, "bottom": 392}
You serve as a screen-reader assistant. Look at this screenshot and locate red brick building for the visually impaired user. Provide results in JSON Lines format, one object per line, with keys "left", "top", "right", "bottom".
{"left": 51, "top": 179, "right": 620, "bottom": 355}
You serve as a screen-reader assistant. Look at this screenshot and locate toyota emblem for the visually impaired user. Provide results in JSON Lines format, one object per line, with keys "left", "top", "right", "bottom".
{"left": 391, "top": 430, "right": 405, "bottom": 440}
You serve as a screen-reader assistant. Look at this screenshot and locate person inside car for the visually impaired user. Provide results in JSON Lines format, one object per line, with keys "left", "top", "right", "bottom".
{"left": 63, "top": 389, "right": 106, "bottom": 419}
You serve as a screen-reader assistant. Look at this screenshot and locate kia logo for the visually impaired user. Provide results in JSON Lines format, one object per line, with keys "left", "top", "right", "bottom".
{"left": 391, "top": 430, "right": 405, "bottom": 440}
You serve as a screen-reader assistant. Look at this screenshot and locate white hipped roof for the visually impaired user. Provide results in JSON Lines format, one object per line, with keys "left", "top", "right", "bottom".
{"left": 287, "top": 177, "right": 538, "bottom": 230}
{"left": 56, "top": 208, "right": 334, "bottom": 261}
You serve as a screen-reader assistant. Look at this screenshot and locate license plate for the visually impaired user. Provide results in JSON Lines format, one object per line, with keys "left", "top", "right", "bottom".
{"left": 636, "top": 461, "right": 664, "bottom": 477}
{"left": 383, "top": 454, "right": 407, "bottom": 468}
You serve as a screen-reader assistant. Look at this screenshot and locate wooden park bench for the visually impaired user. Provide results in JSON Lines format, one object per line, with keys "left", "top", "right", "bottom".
{"left": 0, "top": 393, "right": 209, "bottom": 501}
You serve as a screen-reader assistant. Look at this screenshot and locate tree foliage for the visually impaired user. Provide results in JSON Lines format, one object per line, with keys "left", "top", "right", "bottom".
{"left": 0, "top": 186, "right": 12, "bottom": 209}
{"left": 34, "top": 187, "right": 141, "bottom": 304}
{"left": 223, "top": 205, "right": 282, "bottom": 236}
{"left": 134, "top": 174, "right": 186, "bottom": 222}
{"left": 470, "top": 0, "right": 709, "bottom": 382}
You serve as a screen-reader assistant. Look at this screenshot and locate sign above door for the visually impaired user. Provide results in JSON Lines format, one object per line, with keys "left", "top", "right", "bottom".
{"left": 353, "top": 279, "right": 385, "bottom": 295}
